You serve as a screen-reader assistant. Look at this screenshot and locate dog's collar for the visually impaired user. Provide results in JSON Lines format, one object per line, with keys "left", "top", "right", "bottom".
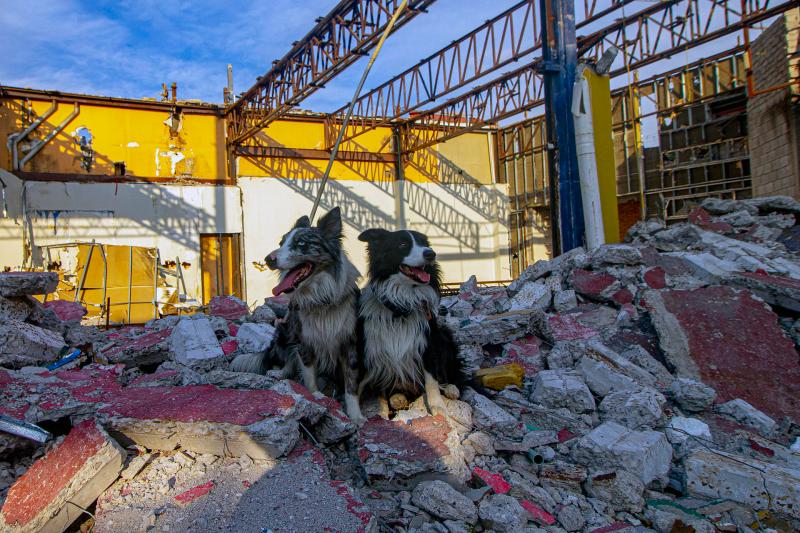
{"left": 379, "top": 296, "right": 432, "bottom": 320}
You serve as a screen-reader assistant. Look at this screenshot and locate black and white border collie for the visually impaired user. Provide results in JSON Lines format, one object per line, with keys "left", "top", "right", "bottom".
{"left": 357, "top": 228, "right": 466, "bottom": 417}
{"left": 231, "top": 207, "right": 366, "bottom": 425}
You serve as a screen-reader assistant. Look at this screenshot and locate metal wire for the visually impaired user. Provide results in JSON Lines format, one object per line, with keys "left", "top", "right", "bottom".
{"left": 309, "top": 0, "right": 410, "bottom": 224}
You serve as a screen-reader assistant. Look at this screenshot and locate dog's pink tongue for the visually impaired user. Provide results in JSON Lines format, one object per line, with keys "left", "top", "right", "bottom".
{"left": 411, "top": 267, "right": 431, "bottom": 283}
{"left": 272, "top": 269, "right": 302, "bottom": 296}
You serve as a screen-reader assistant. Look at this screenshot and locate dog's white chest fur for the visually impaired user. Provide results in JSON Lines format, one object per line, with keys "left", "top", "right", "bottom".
{"left": 360, "top": 276, "right": 438, "bottom": 391}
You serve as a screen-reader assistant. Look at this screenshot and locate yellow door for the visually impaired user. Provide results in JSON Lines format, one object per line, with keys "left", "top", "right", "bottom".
{"left": 200, "top": 234, "right": 242, "bottom": 304}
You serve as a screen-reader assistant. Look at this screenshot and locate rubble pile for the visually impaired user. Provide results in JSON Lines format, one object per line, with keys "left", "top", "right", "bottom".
{"left": 2, "top": 195, "right": 800, "bottom": 532}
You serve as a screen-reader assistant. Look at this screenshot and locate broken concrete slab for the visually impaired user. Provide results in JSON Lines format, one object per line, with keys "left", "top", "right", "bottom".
{"left": 0, "top": 295, "right": 34, "bottom": 322}
{"left": 685, "top": 448, "right": 800, "bottom": 518}
{"left": 235, "top": 322, "right": 276, "bottom": 352}
{"left": 1, "top": 419, "right": 124, "bottom": 533}
{"left": 448, "top": 310, "right": 540, "bottom": 346}
{"left": 578, "top": 357, "right": 637, "bottom": 398}
{"left": 97, "top": 327, "right": 172, "bottom": 368}
{"left": 571, "top": 269, "right": 620, "bottom": 301}
{"left": 249, "top": 303, "right": 277, "bottom": 324}
{"left": 0, "top": 271, "right": 58, "bottom": 298}
{"left": 530, "top": 370, "right": 596, "bottom": 413}
{"left": 506, "top": 247, "right": 586, "bottom": 297}
{"left": 0, "top": 319, "right": 64, "bottom": 369}
{"left": 508, "top": 282, "right": 551, "bottom": 312}
{"left": 498, "top": 335, "right": 543, "bottom": 374}
{"left": 643, "top": 286, "right": 800, "bottom": 422}
{"left": 573, "top": 422, "right": 673, "bottom": 485}
{"left": 665, "top": 416, "right": 712, "bottom": 455}
{"left": 43, "top": 300, "right": 87, "bottom": 323}
{"left": 553, "top": 289, "right": 578, "bottom": 313}
{"left": 464, "top": 391, "right": 521, "bottom": 436}
{"left": 590, "top": 244, "right": 644, "bottom": 266}
{"left": 357, "top": 415, "right": 468, "bottom": 490}
{"left": 169, "top": 317, "right": 225, "bottom": 368}
{"left": 727, "top": 270, "right": 800, "bottom": 313}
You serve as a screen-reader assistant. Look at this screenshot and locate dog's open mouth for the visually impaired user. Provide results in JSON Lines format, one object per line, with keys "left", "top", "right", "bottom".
{"left": 400, "top": 264, "right": 431, "bottom": 283}
{"left": 272, "top": 263, "right": 314, "bottom": 295}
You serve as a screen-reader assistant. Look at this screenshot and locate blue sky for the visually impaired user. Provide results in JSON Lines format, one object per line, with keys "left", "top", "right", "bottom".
{"left": 0, "top": 0, "right": 519, "bottom": 111}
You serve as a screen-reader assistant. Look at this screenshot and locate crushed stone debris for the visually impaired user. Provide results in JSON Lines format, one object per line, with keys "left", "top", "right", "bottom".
{"left": 2, "top": 196, "right": 800, "bottom": 531}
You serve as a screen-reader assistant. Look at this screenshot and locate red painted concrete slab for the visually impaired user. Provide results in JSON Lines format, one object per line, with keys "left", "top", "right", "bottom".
{"left": 547, "top": 314, "right": 599, "bottom": 341}
{"left": 643, "top": 267, "right": 667, "bottom": 289}
{"left": 472, "top": 467, "right": 510, "bottom": 494}
{"left": 1, "top": 420, "right": 122, "bottom": 531}
{"left": 688, "top": 207, "right": 733, "bottom": 233}
{"left": 358, "top": 415, "right": 467, "bottom": 488}
{"left": 208, "top": 295, "right": 248, "bottom": 321}
{"left": 572, "top": 269, "right": 618, "bottom": 299}
{"left": 499, "top": 336, "right": 543, "bottom": 374}
{"left": 43, "top": 300, "right": 88, "bottom": 322}
{"left": 648, "top": 286, "right": 800, "bottom": 421}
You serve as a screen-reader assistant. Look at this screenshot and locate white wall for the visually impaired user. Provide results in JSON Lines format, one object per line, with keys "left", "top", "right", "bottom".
{"left": 238, "top": 176, "right": 510, "bottom": 307}
{"left": 0, "top": 170, "right": 241, "bottom": 299}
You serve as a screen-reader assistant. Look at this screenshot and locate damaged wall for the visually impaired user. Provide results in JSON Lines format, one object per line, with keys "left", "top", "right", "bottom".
{"left": 748, "top": 8, "right": 800, "bottom": 198}
{"left": 0, "top": 170, "right": 241, "bottom": 300}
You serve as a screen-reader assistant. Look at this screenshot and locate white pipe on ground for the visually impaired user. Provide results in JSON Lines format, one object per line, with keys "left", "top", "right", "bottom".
{"left": 571, "top": 64, "right": 605, "bottom": 250}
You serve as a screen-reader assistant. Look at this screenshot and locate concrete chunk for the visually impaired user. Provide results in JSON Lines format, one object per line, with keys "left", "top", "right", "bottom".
{"left": 465, "top": 391, "right": 520, "bottom": 435}
{"left": 531, "top": 370, "right": 595, "bottom": 413}
{"left": 478, "top": 494, "right": 528, "bottom": 532}
{"left": 449, "top": 310, "right": 540, "bottom": 345}
{"left": 598, "top": 387, "right": 666, "bottom": 430}
{"left": 573, "top": 421, "right": 673, "bottom": 485}
{"left": 1, "top": 420, "right": 124, "bottom": 533}
{"left": 0, "top": 271, "right": 58, "bottom": 297}
{"left": 235, "top": 322, "right": 276, "bottom": 352}
{"left": 508, "top": 282, "right": 551, "bottom": 312}
{"left": 668, "top": 378, "right": 716, "bottom": 413}
{"left": 412, "top": 480, "right": 478, "bottom": 524}
{"left": 715, "top": 398, "right": 777, "bottom": 437}
{"left": 357, "top": 415, "right": 468, "bottom": 490}
{"left": 685, "top": 448, "right": 800, "bottom": 518}
{"left": 208, "top": 295, "right": 248, "bottom": 320}
{"left": 0, "top": 319, "right": 64, "bottom": 369}
{"left": 578, "top": 357, "right": 637, "bottom": 397}
{"left": 585, "top": 469, "right": 645, "bottom": 513}
{"left": 169, "top": 317, "right": 224, "bottom": 367}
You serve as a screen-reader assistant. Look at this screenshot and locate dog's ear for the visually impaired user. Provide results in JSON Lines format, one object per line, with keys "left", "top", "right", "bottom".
{"left": 293, "top": 215, "right": 311, "bottom": 229}
{"left": 317, "top": 207, "right": 342, "bottom": 239}
{"left": 358, "top": 228, "right": 388, "bottom": 243}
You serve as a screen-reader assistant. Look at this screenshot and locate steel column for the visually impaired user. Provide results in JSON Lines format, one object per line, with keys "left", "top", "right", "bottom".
{"left": 540, "top": 0, "right": 583, "bottom": 254}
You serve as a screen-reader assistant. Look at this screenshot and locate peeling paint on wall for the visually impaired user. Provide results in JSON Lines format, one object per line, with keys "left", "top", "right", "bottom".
{"left": 127, "top": 141, "right": 140, "bottom": 148}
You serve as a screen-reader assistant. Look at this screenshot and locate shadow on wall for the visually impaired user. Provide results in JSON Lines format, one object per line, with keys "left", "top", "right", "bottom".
{"left": 245, "top": 133, "right": 483, "bottom": 251}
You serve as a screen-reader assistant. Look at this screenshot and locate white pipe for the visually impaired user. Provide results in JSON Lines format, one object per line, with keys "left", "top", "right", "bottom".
{"left": 571, "top": 64, "right": 605, "bottom": 250}
{"left": 20, "top": 103, "right": 79, "bottom": 169}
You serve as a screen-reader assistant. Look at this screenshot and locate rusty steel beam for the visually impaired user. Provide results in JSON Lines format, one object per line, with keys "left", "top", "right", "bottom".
{"left": 323, "top": 0, "right": 638, "bottom": 148}
{"left": 398, "top": 0, "right": 795, "bottom": 153}
{"left": 234, "top": 145, "right": 396, "bottom": 162}
{"left": 225, "top": 0, "right": 435, "bottom": 145}
{"left": 398, "top": 61, "right": 544, "bottom": 153}
{"left": 578, "top": 0, "right": 795, "bottom": 78}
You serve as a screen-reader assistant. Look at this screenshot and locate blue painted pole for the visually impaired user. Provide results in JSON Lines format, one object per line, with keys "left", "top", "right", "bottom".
{"left": 540, "top": 0, "right": 584, "bottom": 254}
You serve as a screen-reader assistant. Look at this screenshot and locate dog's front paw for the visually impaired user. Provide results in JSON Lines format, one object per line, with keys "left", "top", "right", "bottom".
{"left": 350, "top": 413, "right": 368, "bottom": 427}
{"left": 429, "top": 401, "right": 449, "bottom": 419}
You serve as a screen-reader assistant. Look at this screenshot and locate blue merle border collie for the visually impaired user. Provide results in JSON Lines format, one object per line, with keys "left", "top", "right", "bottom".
{"left": 357, "top": 228, "right": 467, "bottom": 417}
{"left": 231, "top": 207, "right": 366, "bottom": 425}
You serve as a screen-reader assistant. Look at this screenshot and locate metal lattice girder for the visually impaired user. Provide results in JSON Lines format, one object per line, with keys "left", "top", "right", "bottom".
{"left": 397, "top": 0, "right": 795, "bottom": 153}
{"left": 323, "top": 0, "right": 540, "bottom": 148}
{"left": 225, "top": 0, "right": 435, "bottom": 145}
{"left": 398, "top": 62, "right": 545, "bottom": 153}
{"left": 323, "top": 0, "right": 639, "bottom": 148}
{"left": 579, "top": 0, "right": 796, "bottom": 77}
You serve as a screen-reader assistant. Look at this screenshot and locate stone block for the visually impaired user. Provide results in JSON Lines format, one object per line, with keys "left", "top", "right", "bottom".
{"left": 668, "top": 378, "right": 716, "bottom": 413}
{"left": 530, "top": 370, "right": 596, "bottom": 413}
{"left": 169, "top": 317, "right": 224, "bottom": 367}
{"left": 235, "top": 322, "right": 276, "bottom": 352}
{"left": 1, "top": 420, "right": 124, "bottom": 533}
{"left": 573, "top": 422, "right": 673, "bottom": 485}
{"left": 715, "top": 398, "right": 777, "bottom": 437}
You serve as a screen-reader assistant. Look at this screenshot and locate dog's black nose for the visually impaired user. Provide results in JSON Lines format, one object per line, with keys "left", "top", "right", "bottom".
{"left": 265, "top": 251, "right": 278, "bottom": 270}
{"left": 423, "top": 248, "right": 436, "bottom": 261}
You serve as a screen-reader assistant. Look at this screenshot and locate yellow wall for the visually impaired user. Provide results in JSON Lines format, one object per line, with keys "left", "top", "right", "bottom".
{"left": 0, "top": 98, "right": 225, "bottom": 180}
